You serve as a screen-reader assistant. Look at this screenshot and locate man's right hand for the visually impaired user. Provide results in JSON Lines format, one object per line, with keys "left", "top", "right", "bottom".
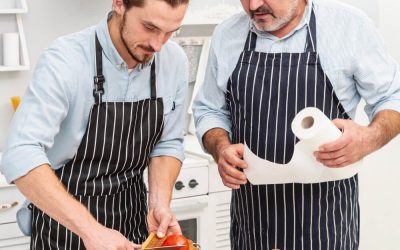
{"left": 216, "top": 143, "right": 248, "bottom": 189}
{"left": 82, "top": 224, "right": 141, "bottom": 250}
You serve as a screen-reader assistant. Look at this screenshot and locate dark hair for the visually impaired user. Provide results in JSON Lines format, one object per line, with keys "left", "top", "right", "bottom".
{"left": 123, "top": 0, "right": 189, "bottom": 9}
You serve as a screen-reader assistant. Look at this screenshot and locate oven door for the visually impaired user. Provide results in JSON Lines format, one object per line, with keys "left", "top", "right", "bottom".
{"left": 171, "top": 195, "right": 209, "bottom": 249}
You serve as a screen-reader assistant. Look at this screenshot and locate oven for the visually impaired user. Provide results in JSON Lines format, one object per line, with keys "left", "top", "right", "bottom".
{"left": 174, "top": 33, "right": 233, "bottom": 249}
{"left": 170, "top": 156, "right": 210, "bottom": 249}
{"left": 143, "top": 155, "right": 210, "bottom": 249}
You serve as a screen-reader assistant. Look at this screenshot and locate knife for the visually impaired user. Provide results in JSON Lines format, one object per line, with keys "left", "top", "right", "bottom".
{"left": 142, "top": 245, "right": 186, "bottom": 250}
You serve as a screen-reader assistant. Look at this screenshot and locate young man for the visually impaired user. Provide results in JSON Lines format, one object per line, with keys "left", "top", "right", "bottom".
{"left": 1, "top": 0, "right": 189, "bottom": 249}
{"left": 193, "top": 0, "right": 400, "bottom": 249}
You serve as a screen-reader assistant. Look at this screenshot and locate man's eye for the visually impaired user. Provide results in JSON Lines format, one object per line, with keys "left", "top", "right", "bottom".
{"left": 144, "top": 25, "right": 155, "bottom": 31}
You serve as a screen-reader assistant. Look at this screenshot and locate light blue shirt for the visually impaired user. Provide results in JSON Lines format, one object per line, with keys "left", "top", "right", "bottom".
{"left": 193, "top": 0, "right": 400, "bottom": 145}
{"left": 0, "top": 13, "right": 188, "bottom": 183}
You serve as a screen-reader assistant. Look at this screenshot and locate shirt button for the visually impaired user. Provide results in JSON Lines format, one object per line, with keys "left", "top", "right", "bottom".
{"left": 116, "top": 63, "right": 124, "bottom": 70}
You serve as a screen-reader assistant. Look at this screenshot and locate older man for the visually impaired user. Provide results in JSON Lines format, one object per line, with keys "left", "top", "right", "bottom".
{"left": 193, "top": 0, "right": 400, "bottom": 249}
{"left": 1, "top": 0, "right": 189, "bottom": 249}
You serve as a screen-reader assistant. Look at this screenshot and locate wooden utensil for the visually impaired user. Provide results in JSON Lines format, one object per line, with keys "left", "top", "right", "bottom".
{"left": 142, "top": 233, "right": 200, "bottom": 250}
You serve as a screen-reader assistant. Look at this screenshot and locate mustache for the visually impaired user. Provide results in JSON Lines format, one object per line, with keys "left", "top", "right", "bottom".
{"left": 250, "top": 5, "right": 275, "bottom": 18}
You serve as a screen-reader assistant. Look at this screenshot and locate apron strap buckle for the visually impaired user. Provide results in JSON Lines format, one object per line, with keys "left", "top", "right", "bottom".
{"left": 94, "top": 75, "right": 105, "bottom": 85}
{"left": 93, "top": 75, "right": 105, "bottom": 103}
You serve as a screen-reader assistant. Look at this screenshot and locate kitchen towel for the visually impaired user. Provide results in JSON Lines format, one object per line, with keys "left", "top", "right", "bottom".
{"left": 243, "top": 107, "right": 361, "bottom": 184}
{"left": 2, "top": 32, "right": 20, "bottom": 66}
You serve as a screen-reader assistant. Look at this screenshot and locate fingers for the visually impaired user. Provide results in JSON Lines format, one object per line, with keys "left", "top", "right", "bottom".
{"left": 156, "top": 214, "right": 171, "bottom": 238}
{"left": 221, "top": 144, "right": 248, "bottom": 169}
{"left": 218, "top": 159, "right": 247, "bottom": 189}
{"left": 318, "top": 119, "right": 351, "bottom": 152}
{"left": 166, "top": 216, "right": 182, "bottom": 236}
{"left": 315, "top": 148, "right": 346, "bottom": 160}
{"left": 315, "top": 119, "right": 366, "bottom": 168}
{"left": 128, "top": 242, "right": 141, "bottom": 250}
{"left": 316, "top": 154, "right": 349, "bottom": 168}
{"left": 218, "top": 144, "right": 249, "bottom": 189}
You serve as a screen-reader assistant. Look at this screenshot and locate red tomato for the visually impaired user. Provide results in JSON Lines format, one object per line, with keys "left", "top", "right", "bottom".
{"left": 161, "top": 235, "right": 189, "bottom": 250}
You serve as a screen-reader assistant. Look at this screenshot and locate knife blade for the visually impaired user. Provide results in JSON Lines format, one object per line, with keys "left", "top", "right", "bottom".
{"left": 141, "top": 245, "right": 186, "bottom": 250}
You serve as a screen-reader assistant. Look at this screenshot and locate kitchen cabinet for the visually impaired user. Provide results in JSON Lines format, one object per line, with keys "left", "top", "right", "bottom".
{"left": 182, "top": 0, "right": 242, "bottom": 25}
{"left": 207, "top": 191, "right": 232, "bottom": 250}
{"left": 0, "top": 0, "right": 29, "bottom": 71}
{"left": 0, "top": 154, "right": 30, "bottom": 249}
{"left": 0, "top": 183, "right": 31, "bottom": 249}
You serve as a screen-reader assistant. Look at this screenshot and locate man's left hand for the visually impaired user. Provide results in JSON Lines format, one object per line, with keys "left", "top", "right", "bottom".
{"left": 314, "top": 118, "right": 376, "bottom": 168}
{"left": 147, "top": 206, "right": 182, "bottom": 238}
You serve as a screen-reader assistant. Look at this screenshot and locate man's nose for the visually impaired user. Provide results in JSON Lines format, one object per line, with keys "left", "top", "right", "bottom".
{"left": 149, "top": 33, "right": 165, "bottom": 52}
{"left": 249, "top": 0, "right": 265, "bottom": 11}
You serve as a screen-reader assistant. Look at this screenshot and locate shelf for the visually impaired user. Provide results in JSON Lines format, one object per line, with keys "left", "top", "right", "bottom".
{"left": 0, "top": 65, "right": 29, "bottom": 72}
{"left": 0, "top": 0, "right": 27, "bottom": 14}
{"left": 182, "top": 1, "right": 242, "bottom": 25}
{"left": 0, "top": 0, "right": 30, "bottom": 72}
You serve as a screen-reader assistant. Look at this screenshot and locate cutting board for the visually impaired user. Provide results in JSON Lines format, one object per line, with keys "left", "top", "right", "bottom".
{"left": 142, "top": 233, "right": 199, "bottom": 249}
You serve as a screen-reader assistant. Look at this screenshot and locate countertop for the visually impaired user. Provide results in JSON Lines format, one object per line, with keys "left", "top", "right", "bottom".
{"left": 0, "top": 152, "right": 11, "bottom": 187}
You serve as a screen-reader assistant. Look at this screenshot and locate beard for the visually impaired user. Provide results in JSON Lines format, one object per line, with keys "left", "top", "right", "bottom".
{"left": 250, "top": 0, "right": 299, "bottom": 32}
{"left": 120, "top": 13, "right": 154, "bottom": 64}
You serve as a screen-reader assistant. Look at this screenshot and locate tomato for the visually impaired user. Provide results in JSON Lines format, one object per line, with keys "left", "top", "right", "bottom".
{"left": 161, "top": 235, "right": 189, "bottom": 250}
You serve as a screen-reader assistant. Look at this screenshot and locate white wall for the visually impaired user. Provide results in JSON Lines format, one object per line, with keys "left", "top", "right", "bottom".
{"left": 0, "top": 0, "right": 399, "bottom": 248}
{"left": 0, "top": 0, "right": 111, "bottom": 150}
{"left": 338, "top": 0, "right": 400, "bottom": 248}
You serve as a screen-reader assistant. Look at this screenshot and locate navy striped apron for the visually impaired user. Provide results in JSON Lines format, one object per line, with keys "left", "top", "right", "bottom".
{"left": 30, "top": 34, "right": 164, "bottom": 249}
{"left": 226, "top": 10, "right": 359, "bottom": 250}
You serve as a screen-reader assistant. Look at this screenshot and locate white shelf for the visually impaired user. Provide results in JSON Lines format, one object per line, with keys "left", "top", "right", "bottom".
{"left": 182, "top": 1, "right": 242, "bottom": 25}
{"left": 0, "top": 65, "right": 29, "bottom": 72}
{"left": 0, "top": 8, "right": 27, "bottom": 14}
{"left": 0, "top": 0, "right": 29, "bottom": 72}
{"left": 0, "top": 0, "right": 27, "bottom": 14}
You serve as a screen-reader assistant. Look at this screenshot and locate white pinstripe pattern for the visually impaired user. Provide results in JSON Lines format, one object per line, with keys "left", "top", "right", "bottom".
{"left": 30, "top": 40, "right": 164, "bottom": 248}
{"left": 83, "top": 103, "right": 101, "bottom": 196}
{"left": 226, "top": 10, "right": 360, "bottom": 250}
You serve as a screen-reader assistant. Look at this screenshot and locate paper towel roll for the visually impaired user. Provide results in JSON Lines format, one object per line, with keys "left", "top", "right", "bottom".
{"left": 291, "top": 107, "right": 342, "bottom": 152}
{"left": 2, "top": 32, "right": 20, "bottom": 66}
{"left": 243, "top": 107, "right": 360, "bottom": 184}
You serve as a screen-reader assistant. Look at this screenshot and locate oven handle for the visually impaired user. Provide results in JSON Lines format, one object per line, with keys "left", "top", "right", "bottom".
{"left": 171, "top": 199, "right": 208, "bottom": 213}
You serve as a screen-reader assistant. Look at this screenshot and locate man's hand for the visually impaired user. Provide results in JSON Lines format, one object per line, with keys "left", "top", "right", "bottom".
{"left": 314, "top": 118, "right": 375, "bottom": 168}
{"left": 82, "top": 223, "right": 141, "bottom": 250}
{"left": 217, "top": 143, "right": 248, "bottom": 189}
{"left": 147, "top": 206, "right": 181, "bottom": 238}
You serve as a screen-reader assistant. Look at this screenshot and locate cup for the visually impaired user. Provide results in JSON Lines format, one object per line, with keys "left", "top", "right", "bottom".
{"left": 10, "top": 96, "right": 21, "bottom": 112}
{"left": 2, "top": 32, "right": 20, "bottom": 66}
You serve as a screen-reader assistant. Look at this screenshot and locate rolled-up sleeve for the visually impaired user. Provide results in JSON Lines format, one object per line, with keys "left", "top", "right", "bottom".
{"left": 0, "top": 43, "right": 72, "bottom": 183}
{"left": 150, "top": 47, "right": 188, "bottom": 163}
{"left": 352, "top": 18, "right": 400, "bottom": 120}
{"left": 192, "top": 31, "right": 232, "bottom": 149}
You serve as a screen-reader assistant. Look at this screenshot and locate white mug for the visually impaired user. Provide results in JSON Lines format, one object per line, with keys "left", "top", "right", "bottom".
{"left": 2, "top": 32, "right": 20, "bottom": 66}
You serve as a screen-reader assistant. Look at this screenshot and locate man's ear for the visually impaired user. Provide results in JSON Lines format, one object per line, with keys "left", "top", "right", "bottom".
{"left": 112, "top": 0, "right": 125, "bottom": 15}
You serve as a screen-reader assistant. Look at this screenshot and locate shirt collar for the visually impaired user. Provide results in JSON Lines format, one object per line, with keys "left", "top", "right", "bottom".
{"left": 250, "top": 0, "right": 313, "bottom": 41}
{"left": 95, "top": 12, "right": 154, "bottom": 71}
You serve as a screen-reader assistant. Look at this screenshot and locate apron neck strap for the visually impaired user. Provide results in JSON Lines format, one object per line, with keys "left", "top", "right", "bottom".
{"left": 150, "top": 60, "right": 157, "bottom": 100}
{"left": 94, "top": 33, "right": 105, "bottom": 104}
{"left": 244, "top": 28, "right": 257, "bottom": 51}
{"left": 93, "top": 33, "right": 157, "bottom": 103}
{"left": 305, "top": 8, "right": 317, "bottom": 53}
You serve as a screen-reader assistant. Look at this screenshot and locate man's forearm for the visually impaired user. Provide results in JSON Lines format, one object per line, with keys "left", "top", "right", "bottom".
{"left": 366, "top": 109, "right": 400, "bottom": 153}
{"left": 148, "top": 156, "right": 181, "bottom": 208}
{"left": 15, "top": 164, "right": 98, "bottom": 240}
{"left": 202, "top": 128, "right": 232, "bottom": 162}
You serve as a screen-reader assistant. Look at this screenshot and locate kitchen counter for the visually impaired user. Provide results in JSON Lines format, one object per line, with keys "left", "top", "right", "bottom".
{"left": 0, "top": 153, "right": 10, "bottom": 187}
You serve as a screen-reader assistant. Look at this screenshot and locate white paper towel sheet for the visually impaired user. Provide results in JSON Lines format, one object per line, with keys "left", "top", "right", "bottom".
{"left": 243, "top": 107, "right": 360, "bottom": 184}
